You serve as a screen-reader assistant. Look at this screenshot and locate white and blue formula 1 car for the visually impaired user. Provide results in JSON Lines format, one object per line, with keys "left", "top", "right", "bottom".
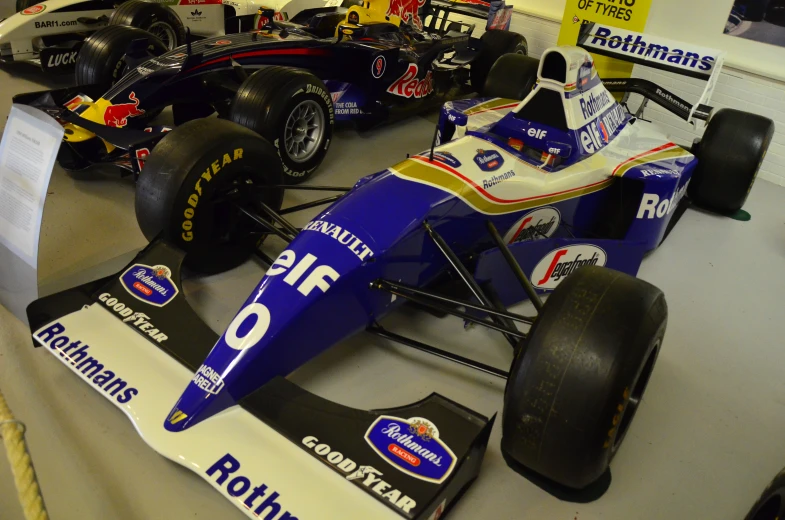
{"left": 0, "top": 0, "right": 314, "bottom": 75}
{"left": 26, "top": 27, "right": 773, "bottom": 519}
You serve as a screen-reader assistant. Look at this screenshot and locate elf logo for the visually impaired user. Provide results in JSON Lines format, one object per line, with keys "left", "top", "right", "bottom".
{"left": 636, "top": 180, "right": 689, "bottom": 219}
{"left": 531, "top": 245, "right": 607, "bottom": 289}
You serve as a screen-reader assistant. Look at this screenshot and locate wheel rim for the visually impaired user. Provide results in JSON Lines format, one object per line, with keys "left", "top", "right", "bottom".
{"left": 284, "top": 100, "right": 325, "bottom": 164}
{"left": 147, "top": 21, "right": 177, "bottom": 50}
{"left": 612, "top": 338, "right": 660, "bottom": 452}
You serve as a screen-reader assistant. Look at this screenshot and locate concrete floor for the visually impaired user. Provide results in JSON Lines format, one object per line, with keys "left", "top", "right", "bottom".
{"left": 2, "top": 13, "right": 785, "bottom": 520}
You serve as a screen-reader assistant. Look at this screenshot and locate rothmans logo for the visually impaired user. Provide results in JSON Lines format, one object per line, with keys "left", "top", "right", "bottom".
{"left": 364, "top": 416, "right": 456, "bottom": 483}
{"left": 119, "top": 264, "right": 179, "bottom": 307}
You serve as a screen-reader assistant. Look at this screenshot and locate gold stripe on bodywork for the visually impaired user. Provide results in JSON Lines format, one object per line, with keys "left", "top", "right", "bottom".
{"left": 390, "top": 159, "right": 614, "bottom": 215}
{"left": 463, "top": 98, "right": 518, "bottom": 115}
{"left": 613, "top": 147, "right": 692, "bottom": 177}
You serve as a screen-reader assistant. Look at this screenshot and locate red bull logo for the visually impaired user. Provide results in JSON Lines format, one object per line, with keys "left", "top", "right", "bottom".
{"left": 386, "top": 0, "right": 426, "bottom": 29}
{"left": 387, "top": 64, "right": 433, "bottom": 99}
{"left": 104, "top": 92, "right": 145, "bottom": 128}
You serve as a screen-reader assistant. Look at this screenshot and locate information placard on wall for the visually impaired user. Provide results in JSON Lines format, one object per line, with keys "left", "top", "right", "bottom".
{"left": 557, "top": 0, "right": 653, "bottom": 78}
{"left": 0, "top": 104, "right": 63, "bottom": 322}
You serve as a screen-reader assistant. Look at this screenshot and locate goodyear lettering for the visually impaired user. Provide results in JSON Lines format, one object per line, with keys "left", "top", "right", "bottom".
{"left": 181, "top": 148, "right": 244, "bottom": 242}
{"left": 97, "top": 293, "right": 168, "bottom": 343}
{"left": 302, "top": 436, "right": 417, "bottom": 513}
{"left": 34, "top": 322, "right": 139, "bottom": 404}
{"left": 206, "top": 454, "right": 297, "bottom": 519}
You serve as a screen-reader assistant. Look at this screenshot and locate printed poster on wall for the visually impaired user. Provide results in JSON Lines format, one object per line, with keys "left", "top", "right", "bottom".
{"left": 557, "top": 0, "right": 653, "bottom": 78}
{"left": 725, "top": 0, "right": 785, "bottom": 47}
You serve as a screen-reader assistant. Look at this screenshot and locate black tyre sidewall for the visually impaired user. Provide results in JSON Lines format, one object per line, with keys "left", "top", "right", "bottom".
{"left": 745, "top": 468, "right": 785, "bottom": 520}
{"left": 501, "top": 266, "right": 667, "bottom": 489}
{"left": 230, "top": 68, "right": 334, "bottom": 183}
{"left": 136, "top": 119, "right": 284, "bottom": 274}
{"left": 75, "top": 25, "right": 165, "bottom": 90}
{"left": 689, "top": 108, "right": 774, "bottom": 213}
{"left": 109, "top": 0, "right": 185, "bottom": 49}
{"left": 16, "top": 0, "right": 39, "bottom": 12}
{"left": 471, "top": 30, "right": 527, "bottom": 92}
{"left": 483, "top": 53, "right": 539, "bottom": 100}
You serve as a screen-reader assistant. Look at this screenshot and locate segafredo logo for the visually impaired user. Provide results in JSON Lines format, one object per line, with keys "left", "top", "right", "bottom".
{"left": 503, "top": 207, "right": 561, "bottom": 244}
{"left": 531, "top": 245, "right": 607, "bottom": 289}
{"left": 473, "top": 148, "right": 504, "bottom": 172}
{"left": 365, "top": 416, "right": 456, "bottom": 483}
{"left": 387, "top": 64, "right": 433, "bottom": 99}
{"left": 120, "top": 264, "right": 178, "bottom": 307}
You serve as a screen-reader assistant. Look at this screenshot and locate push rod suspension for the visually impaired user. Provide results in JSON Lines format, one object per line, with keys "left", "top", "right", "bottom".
{"left": 366, "top": 325, "right": 508, "bottom": 379}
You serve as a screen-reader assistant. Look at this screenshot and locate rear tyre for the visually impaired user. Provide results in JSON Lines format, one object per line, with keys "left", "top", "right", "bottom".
{"left": 688, "top": 108, "right": 774, "bottom": 214}
{"left": 501, "top": 266, "right": 666, "bottom": 491}
{"left": 744, "top": 467, "right": 785, "bottom": 520}
{"left": 109, "top": 0, "right": 185, "bottom": 51}
{"left": 15, "top": 0, "right": 40, "bottom": 12}
{"left": 483, "top": 53, "right": 539, "bottom": 100}
{"left": 471, "top": 30, "right": 528, "bottom": 94}
{"left": 75, "top": 25, "right": 166, "bottom": 92}
{"left": 230, "top": 66, "right": 334, "bottom": 184}
{"left": 135, "top": 119, "right": 285, "bottom": 274}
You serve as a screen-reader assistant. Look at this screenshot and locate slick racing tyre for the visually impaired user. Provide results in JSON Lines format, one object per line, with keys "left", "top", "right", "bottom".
{"left": 501, "top": 266, "right": 666, "bottom": 491}
{"left": 471, "top": 30, "right": 528, "bottom": 94}
{"left": 483, "top": 53, "right": 539, "bottom": 100}
{"left": 230, "top": 67, "right": 334, "bottom": 184}
{"left": 16, "top": 0, "right": 40, "bottom": 12}
{"left": 689, "top": 108, "right": 774, "bottom": 214}
{"left": 744, "top": 467, "right": 785, "bottom": 520}
{"left": 75, "top": 25, "right": 166, "bottom": 92}
{"left": 109, "top": 0, "right": 185, "bottom": 51}
{"left": 135, "top": 119, "right": 285, "bottom": 274}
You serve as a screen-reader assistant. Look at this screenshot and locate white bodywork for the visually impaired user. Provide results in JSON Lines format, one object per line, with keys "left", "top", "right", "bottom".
{"left": 33, "top": 304, "right": 401, "bottom": 520}
{"left": 0, "top": 0, "right": 224, "bottom": 63}
{"left": 223, "top": 0, "right": 340, "bottom": 19}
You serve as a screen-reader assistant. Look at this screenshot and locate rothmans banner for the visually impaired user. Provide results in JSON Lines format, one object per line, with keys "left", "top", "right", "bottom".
{"left": 557, "top": 0, "right": 653, "bottom": 78}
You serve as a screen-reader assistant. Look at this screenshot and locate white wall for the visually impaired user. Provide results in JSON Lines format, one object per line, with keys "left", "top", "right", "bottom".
{"left": 509, "top": 10, "right": 785, "bottom": 187}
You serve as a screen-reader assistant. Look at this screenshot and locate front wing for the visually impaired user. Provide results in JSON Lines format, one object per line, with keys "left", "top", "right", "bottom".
{"left": 27, "top": 240, "right": 494, "bottom": 520}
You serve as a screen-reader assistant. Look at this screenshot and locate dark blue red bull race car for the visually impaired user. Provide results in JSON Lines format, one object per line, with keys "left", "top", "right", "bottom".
{"left": 25, "top": 27, "right": 774, "bottom": 519}
{"left": 14, "top": 0, "right": 525, "bottom": 183}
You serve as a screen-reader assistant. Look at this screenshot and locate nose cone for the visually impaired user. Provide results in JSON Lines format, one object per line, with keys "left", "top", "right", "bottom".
{"left": 164, "top": 215, "right": 378, "bottom": 432}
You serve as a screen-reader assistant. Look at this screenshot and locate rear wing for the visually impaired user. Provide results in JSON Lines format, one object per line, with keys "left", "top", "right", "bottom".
{"left": 577, "top": 22, "right": 726, "bottom": 124}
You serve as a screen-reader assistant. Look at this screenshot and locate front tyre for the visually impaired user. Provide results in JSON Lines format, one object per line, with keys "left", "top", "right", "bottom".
{"left": 744, "top": 467, "right": 785, "bottom": 520}
{"left": 75, "top": 25, "right": 166, "bottom": 91}
{"left": 230, "top": 67, "right": 334, "bottom": 184}
{"left": 689, "top": 108, "right": 774, "bottom": 214}
{"left": 482, "top": 53, "right": 539, "bottom": 100}
{"left": 471, "top": 30, "right": 528, "bottom": 94}
{"left": 502, "top": 266, "right": 666, "bottom": 491}
{"left": 109, "top": 0, "right": 185, "bottom": 51}
{"left": 15, "top": 0, "right": 39, "bottom": 12}
{"left": 135, "top": 119, "right": 285, "bottom": 274}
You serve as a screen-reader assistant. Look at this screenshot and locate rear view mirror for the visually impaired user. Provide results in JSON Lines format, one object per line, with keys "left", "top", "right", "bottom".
{"left": 545, "top": 141, "right": 572, "bottom": 158}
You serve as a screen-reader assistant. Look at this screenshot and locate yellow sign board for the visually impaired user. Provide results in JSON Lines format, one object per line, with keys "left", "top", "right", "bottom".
{"left": 558, "top": 0, "right": 653, "bottom": 78}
